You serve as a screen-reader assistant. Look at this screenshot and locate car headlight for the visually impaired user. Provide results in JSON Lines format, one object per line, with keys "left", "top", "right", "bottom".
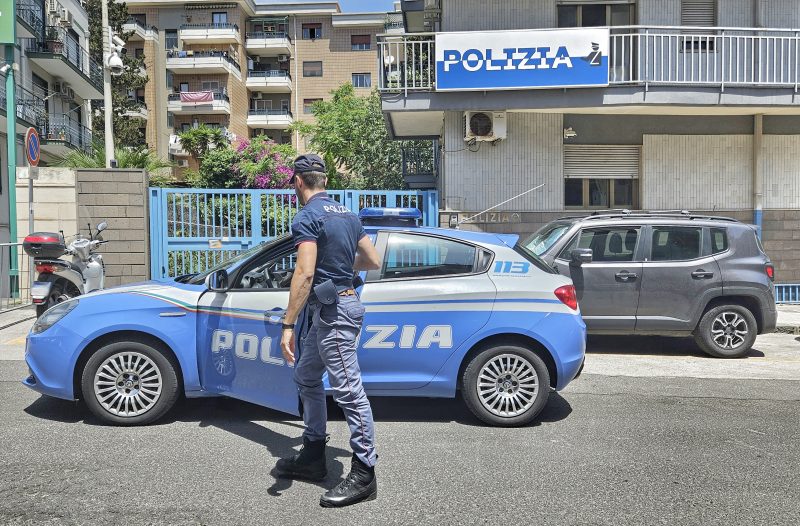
{"left": 31, "top": 300, "right": 79, "bottom": 334}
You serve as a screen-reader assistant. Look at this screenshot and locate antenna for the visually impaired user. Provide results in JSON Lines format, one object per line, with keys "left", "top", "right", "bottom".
{"left": 456, "top": 184, "right": 545, "bottom": 227}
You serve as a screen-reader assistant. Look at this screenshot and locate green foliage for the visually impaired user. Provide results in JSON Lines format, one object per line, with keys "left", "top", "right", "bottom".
{"left": 53, "top": 141, "right": 172, "bottom": 172}
{"left": 189, "top": 135, "right": 297, "bottom": 189}
{"left": 178, "top": 125, "right": 228, "bottom": 161}
{"left": 290, "top": 84, "right": 432, "bottom": 190}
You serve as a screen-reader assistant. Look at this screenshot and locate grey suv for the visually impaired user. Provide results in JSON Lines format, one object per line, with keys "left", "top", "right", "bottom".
{"left": 519, "top": 212, "right": 777, "bottom": 358}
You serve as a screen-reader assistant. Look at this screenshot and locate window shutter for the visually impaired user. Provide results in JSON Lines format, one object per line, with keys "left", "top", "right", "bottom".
{"left": 681, "top": 0, "right": 716, "bottom": 26}
{"left": 564, "top": 145, "right": 640, "bottom": 179}
{"left": 351, "top": 34, "right": 370, "bottom": 45}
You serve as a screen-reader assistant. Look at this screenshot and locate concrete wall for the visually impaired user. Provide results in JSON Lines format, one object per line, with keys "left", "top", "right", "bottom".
{"left": 441, "top": 0, "right": 556, "bottom": 31}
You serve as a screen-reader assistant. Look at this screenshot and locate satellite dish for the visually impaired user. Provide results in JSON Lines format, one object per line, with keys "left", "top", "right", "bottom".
{"left": 383, "top": 54, "right": 395, "bottom": 66}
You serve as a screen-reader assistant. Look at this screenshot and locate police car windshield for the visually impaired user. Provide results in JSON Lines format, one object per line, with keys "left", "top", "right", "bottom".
{"left": 184, "top": 235, "right": 290, "bottom": 285}
{"left": 520, "top": 222, "right": 572, "bottom": 256}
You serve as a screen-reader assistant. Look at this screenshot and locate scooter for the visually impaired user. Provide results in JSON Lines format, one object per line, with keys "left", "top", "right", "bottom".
{"left": 23, "top": 221, "right": 109, "bottom": 317}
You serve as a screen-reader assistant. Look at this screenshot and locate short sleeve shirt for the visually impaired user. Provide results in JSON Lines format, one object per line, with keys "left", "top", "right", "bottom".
{"left": 291, "top": 192, "right": 367, "bottom": 289}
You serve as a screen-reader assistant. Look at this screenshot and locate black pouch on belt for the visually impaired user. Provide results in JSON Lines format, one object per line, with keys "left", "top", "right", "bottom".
{"left": 313, "top": 279, "right": 339, "bottom": 305}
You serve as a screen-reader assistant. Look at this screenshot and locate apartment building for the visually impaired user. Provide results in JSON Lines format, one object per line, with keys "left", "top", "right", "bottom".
{"left": 1, "top": 0, "right": 99, "bottom": 241}
{"left": 382, "top": 0, "right": 800, "bottom": 281}
{"left": 123, "top": 0, "right": 386, "bottom": 175}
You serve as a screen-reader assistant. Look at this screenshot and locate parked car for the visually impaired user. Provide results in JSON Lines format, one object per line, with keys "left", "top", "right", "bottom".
{"left": 520, "top": 211, "right": 776, "bottom": 358}
{"left": 23, "top": 209, "right": 586, "bottom": 427}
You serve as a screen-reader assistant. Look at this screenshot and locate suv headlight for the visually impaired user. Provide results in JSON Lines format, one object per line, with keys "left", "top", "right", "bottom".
{"left": 32, "top": 300, "right": 79, "bottom": 334}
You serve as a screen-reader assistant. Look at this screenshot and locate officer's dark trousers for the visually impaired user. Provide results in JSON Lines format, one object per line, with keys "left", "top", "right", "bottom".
{"left": 294, "top": 296, "right": 377, "bottom": 467}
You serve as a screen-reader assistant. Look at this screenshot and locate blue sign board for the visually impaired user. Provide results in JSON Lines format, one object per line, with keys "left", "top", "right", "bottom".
{"left": 435, "top": 28, "right": 610, "bottom": 91}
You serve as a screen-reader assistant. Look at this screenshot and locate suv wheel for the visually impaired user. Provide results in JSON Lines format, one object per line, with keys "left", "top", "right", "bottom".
{"left": 694, "top": 305, "right": 757, "bottom": 358}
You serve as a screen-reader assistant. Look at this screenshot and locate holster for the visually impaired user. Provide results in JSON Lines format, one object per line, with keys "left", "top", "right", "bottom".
{"left": 313, "top": 279, "right": 338, "bottom": 305}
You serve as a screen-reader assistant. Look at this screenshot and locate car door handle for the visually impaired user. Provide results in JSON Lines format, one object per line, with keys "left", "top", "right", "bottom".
{"left": 615, "top": 271, "right": 638, "bottom": 282}
{"left": 265, "top": 308, "right": 286, "bottom": 324}
{"left": 691, "top": 270, "right": 714, "bottom": 279}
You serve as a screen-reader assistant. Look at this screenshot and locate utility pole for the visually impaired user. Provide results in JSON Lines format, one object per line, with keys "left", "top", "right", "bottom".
{"left": 4, "top": 0, "right": 18, "bottom": 262}
{"left": 101, "top": 0, "right": 114, "bottom": 167}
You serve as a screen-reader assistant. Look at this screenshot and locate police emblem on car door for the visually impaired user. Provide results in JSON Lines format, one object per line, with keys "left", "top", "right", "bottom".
{"left": 197, "top": 244, "right": 301, "bottom": 416}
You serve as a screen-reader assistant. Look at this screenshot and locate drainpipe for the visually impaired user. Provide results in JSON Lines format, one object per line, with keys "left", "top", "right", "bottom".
{"left": 753, "top": 114, "right": 763, "bottom": 238}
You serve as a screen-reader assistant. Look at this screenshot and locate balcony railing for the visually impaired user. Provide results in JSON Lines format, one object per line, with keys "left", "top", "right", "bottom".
{"left": 17, "top": 0, "right": 45, "bottom": 38}
{"left": 379, "top": 26, "right": 800, "bottom": 92}
{"left": 0, "top": 83, "right": 47, "bottom": 124}
{"left": 168, "top": 91, "right": 230, "bottom": 103}
{"left": 248, "top": 108, "right": 293, "bottom": 117}
{"left": 166, "top": 49, "right": 241, "bottom": 72}
{"left": 246, "top": 31, "right": 289, "bottom": 40}
{"left": 26, "top": 26, "right": 103, "bottom": 91}
{"left": 181, "top": 23, "right": 239, "bottom": 31}
{"left": 248, "top": 70, "right": 291, "bottom": 79}
{"left": 41, "top": 115, "right": 93, "bottom": 154}
{"left": 124, "top": 17, "right": 158, "bottom": 33}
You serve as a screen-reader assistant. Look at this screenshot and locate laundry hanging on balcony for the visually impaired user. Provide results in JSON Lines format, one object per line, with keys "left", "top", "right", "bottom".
{"left": 180, "top": 91, "right": 214, "bottom": 103}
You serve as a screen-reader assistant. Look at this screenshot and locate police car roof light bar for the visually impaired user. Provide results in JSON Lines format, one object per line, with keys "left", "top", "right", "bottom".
{"left": 358, "top": 207, "right": 422, "bottom": 220}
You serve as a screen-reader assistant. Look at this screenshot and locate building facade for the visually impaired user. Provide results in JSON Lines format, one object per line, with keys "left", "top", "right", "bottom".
{"left": 382, "top": 0, "right": 800, "bottom": 282}
{"left": 124, "top": 0, "right": 386, "bottom": 176}
{"left": 1, "top": 0, "right": 98, "bottom": 242}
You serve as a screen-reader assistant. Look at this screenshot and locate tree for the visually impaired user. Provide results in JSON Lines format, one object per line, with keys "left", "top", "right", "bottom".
{"left": 85, "top": 0, "right": 149, "bottom": 147}
{"left": 188, "top": 135, "right": 296, "bottom": 189}
{"left": 290, "top": 84, "right": 432, "bottom": 190}
{"left": 178, "top": 125, "right": 228, "bottom": 161}
{"left": 54, "top": 141, "right": 173, "bottom": 172}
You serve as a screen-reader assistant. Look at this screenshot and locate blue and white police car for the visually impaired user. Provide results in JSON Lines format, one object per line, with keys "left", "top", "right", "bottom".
{"left": 23, "top": 208, "right": 586, "bottom": 427}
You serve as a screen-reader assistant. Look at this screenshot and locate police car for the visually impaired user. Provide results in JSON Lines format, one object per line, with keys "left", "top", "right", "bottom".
{"left": 23, "top": 208, "right": 586, "bottom": 427}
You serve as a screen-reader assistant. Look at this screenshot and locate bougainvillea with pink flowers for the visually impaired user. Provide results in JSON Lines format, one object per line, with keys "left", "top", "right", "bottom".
{"left": 188, "top": 135, "right": 297, "bottom": 189}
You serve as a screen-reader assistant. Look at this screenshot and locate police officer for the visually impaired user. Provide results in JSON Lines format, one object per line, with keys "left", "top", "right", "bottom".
{"left": 277, "top": 154, "right": 382, "bottom": 507}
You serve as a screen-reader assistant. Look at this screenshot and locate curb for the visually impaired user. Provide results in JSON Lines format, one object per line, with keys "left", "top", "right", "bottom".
{"left": 776, "top": 325, "right": 800, "bottom": 335}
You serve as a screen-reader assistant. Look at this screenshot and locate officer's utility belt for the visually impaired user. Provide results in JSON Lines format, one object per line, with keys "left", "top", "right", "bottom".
{"left": 313, "top": 279, "right": 356, "bottom": 305}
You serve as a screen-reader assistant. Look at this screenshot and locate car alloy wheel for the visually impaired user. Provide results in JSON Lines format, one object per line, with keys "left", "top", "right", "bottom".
{"left": 93, "top": 351, "right": 163, "bottom": 417}
{"left": 476, "top": 353, "right": 539, "bottom": 418}
{"left": 710, "top": 311, "right": 749, "bottom": 350}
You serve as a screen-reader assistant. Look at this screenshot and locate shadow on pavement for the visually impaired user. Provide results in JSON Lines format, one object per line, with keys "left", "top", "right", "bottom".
{"left": 586, "top": 335, "right": 766, "bottom": 359}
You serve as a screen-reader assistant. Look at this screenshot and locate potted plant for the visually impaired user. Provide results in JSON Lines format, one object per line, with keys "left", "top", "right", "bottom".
{"left": 45, "top": 27, "right": 63, "bottom": 54}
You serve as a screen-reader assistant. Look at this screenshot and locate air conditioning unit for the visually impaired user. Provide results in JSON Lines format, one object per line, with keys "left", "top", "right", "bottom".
{"left": 277, "top": 54, "right": 289, "bottom": 62}
{"left": 61, "top": 11, "right": 74, "bottom": 27}
{"left": 464, "top": 111, "right": 507, "bottom": 142}
{"left": 177, "top": 159, "right": 189, "bottom": 168}
{"left": 59, "top": 82, "right": 70, "bottom": 95}
{"left": 66, "top": 87, "right": 75, "bottom": 99}
{"left": 47, "top": 0, "right": 60, "bottom": 15}
{"left": 52, "top": 80, "right": 64, "bottom": 95}
{"left": 60, "top": 8, "right": 69, "bottom": 21}
{"left": 252, "top": 56, "right": 261, "bottom": 63}
{"left": 251, "top": 92, "right": 263, "bottom": 100}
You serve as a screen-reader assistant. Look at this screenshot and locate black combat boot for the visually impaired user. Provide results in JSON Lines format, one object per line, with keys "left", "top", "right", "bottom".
{"left": 275, "top": 436, "right": 327, "bottom": 481}
{"left": 319, "top": 454, "right": 377, "bottom": 507}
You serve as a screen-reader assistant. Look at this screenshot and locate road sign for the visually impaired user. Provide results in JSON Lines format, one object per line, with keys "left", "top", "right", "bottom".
{"left": 25, "top": 127, "right": 40, "bottom": 167}
{"left": 0, "top": 0, "right": 16, "bottom": 45}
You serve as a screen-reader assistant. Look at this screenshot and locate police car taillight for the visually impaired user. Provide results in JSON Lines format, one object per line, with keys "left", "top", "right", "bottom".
{"left": 554, "top": 285, "right": 578, "bottom": 311}
{"left": 358, "top": 207, "right": 422, "bottom": 227}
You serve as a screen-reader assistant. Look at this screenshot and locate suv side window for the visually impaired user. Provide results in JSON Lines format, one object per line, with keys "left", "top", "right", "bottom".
{"left": 381, "top": 233, "right": 476, "bottom": 280}
{"left": 559, "top": 227, "right": 640, "bottom": 262}
{"left": 710, "top": 228, "right": 729, "bottom": 254}
{"left": 651, "top": 226, "right": 702, "bottom": 261}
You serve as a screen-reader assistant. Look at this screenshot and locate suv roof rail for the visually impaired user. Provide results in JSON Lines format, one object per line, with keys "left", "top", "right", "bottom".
{"left": 556, "top": 211, "right": 741, "bottom": 223}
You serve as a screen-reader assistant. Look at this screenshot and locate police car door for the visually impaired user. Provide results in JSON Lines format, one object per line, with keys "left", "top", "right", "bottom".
{"left": 358, "top": 231, "right": 496, "bottom": 390}
{"left": 196, "top": 242, "right": 300, "bottom": 416}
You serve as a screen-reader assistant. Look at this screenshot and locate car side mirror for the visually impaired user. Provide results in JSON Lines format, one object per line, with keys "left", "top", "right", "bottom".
{"left": 570, "top": 248, "right": 593, "bottom": 265}
{"left": 205, "top": 269, "right": 230, "bottom": 292}
{"left": 97, "top": 221, "right": 108, "bottom": 232}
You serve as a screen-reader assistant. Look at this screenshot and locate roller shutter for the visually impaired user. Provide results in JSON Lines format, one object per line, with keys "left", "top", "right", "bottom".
{"left": 563, "top": 145, "right": 640, "bottom": 179}
{"left": 681, "top": 0, "right": 716, "bottom": 26}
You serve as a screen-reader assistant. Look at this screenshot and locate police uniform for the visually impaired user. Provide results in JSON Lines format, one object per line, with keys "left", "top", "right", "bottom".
{"left": 291, "top": 191, "right": 377, "bottom": 468}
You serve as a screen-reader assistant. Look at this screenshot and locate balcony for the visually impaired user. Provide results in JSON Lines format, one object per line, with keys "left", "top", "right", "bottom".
{"left": 246, "top": 70, "right": 292, "bottom": 92}
{"left": 123, "top": 18, "right": 158, "bottom": 41}
{"left": 168, "top": 91, "right": 231, "bottom": 115}
{"left": 166, "top": 49, "right": 242, "bottom": 79}
{"left": 40, "top": 115, "right": 92, "bottom": 157}
{"left": 384, "top": 12, "right": 405, "bottom": 35}
{"left": 124, "top": 103, "right": 148, "bottom": 120}
{"left": 25, "top": 26, "right": 103, "bottom": 99}
{"left": 247, "top": 108, "right": 293, "bottom": 129}
{"left": 180, "top": 23, "right": 240, "bottom": 44}
{"left": 169, "top": 135, "right": 190, "bottom": 157}
{"left": 245, "top": 31, "right": 291, "bottom": 56}
{"left": 0, "top": 84, "right": 47, "bottom": 133}
{"left": 379, "top": 27, "right": 800, "bottom": 93}
{"left": 17, "top": 0, "right": 44, "bottom": 39}
{"left": 402, "top": 144, "right": 438, "bottom": 189}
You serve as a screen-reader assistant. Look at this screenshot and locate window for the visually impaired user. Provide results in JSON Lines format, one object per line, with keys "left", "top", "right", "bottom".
{"left": 302, "top": 23, "right": 322, "bottom": 39}
{"left": 165, "top": 29, "right": 178, "bottom": 50}
{"left": 351, "top": 34, "right": 371, "bottom": 51}
{"left": 201, "top": 81, "right": 219, "bottom": 92}
{"left": 179, "top": 82, "right": 189, "bottom": 92}
{"left": 212, "top": 12, "right": 228, "bottom": 26}
{"left": 303, "top": 61, "right": 322, "bottom": 77}
{"left": 134, "top": 47, "right": 144, "bottom": 59}
{"left": 681, "top": 0, "right": 717, "bottom": 50}
{"left": 650, "top": 227, "right": 702, "bottom": 261}
{"left": 522, "top": 222, "right": 573, "bottom": 256}
{"left": 280, "top": 99, "right": 290, "bottom": 112}
{"left": 352, "top": 73, "right": 371, "bottom": 88}
{"left": 130, "top": 13, "right": 147, "bottom": 25}
{"left": 711, "top": 228, "right": 729, "bottom": 254}
{"left": 563, "top": 145, "right": 640, "bottom": 209}
{"left": 381, "top": 233, "right": 476, "bottom": 280}
{"left": 560, "top": 227, "right": 640, "bottom": 263}
{"left": 558, "top": 3, "right": 635, "bottom": 28}
{"left": 303, "top": 98, "right": 322, "bottom": 114}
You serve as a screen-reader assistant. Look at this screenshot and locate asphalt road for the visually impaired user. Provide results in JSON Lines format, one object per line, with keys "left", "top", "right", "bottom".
{"left": 1, "top": 330, "right": 799, "bottom": 526}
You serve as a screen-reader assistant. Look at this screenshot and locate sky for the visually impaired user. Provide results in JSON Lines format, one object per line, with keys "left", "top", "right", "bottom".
{"left": 257, "top": 0, "right": 398, "bottom": 13}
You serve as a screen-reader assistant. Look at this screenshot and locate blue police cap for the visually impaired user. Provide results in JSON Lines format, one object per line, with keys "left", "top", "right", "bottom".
{"left": 292, "top": 154, "right": 326, "bottom": 182}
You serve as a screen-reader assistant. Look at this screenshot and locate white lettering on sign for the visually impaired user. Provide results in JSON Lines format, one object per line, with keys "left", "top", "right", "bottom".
{"left": 362, "top": 325, "right": 453, "bottom": 350}
{"left": 211, "top": 330, "right": 293, "bottom": 367}
{"left": 323, "top": 205, "right": 350, "bottom": 213}
{"left": 442, "top": 47, "right": 573, "bottom": 73}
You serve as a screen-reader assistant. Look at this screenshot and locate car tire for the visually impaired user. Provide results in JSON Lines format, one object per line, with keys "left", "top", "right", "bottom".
{"left": 694, "top": 304, "right": 758, "bottom": 358}
{"left": 81, "top": 339, "right": 180, "bottom": 425}
{"left": 461, "top": 344, "right": 550, "bottom": 427}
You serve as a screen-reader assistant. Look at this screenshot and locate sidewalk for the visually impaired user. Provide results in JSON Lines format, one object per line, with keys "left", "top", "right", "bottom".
{"left": 777, "top": 304, "right": 800, "bottom": 333}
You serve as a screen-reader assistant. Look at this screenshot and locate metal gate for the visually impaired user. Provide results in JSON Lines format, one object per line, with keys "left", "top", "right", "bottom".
{"left": 148, "top": 188, "right": 439, "bottom": 280}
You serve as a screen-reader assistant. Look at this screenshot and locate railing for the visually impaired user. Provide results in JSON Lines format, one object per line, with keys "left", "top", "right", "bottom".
{"left": 168, "top": 91, "right": 230, "bottom": 103}
{"left": 402, "top": 144, "right": 438, "bottom": 179}
{"left": 26, "top": 26, "right": 103, "bottom": 91}
{"left": 379, "top": 26, "right": 800, "bottom": 92}
{"left": 17, "top": 0, "right": 45, "bottom": 38}
{"left": 248, "top": 69, "right": 291, "bottom": 79}
{"left": 0, "top": 243, "right": 32, "bottom": 313}
{"left": 166, "top": 49, "right": 241, "bottom": 71}
{"left": 124, "top": 17, "right": 158, "bottom": 32}
{"left": 775, "top": 284, "right": 800, "bottom": 304}
{"left": 385, "top": 12, "right": 404, "bottom": 31}
{"left": 41, "top": 115, "right": 93, "bottom": 153}
{"left": 247, "top": 108, "right": 293, "bottom": 117}
{"left": 246, "top": 31, "right": 290, "bottom": 40}
{"left": 149, "top": 188, "right": 439, "bottom": 279}
{"left": 0, "top": 83, "right": 47, "bottom": 124}
{"left": 180, "top": 23, "right": 239, "bottom": 31}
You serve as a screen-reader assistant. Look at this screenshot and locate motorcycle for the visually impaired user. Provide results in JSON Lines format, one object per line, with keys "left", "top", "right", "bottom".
{"left": 23, "top": 221, "right": 109, "bottom": 317}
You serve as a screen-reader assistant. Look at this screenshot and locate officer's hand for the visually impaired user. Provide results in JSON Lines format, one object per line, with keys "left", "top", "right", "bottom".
{"left": 281, "top": 328, "right": 295, "bottom": 365}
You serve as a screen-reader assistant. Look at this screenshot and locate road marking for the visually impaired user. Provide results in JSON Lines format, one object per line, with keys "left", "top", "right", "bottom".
{"left": 3, "top": 337, "right": 26, "bottom": 346}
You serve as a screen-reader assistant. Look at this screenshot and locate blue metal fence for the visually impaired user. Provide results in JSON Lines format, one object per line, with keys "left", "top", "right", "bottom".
{"left": 775, "top": 284, "right": 800, "bottom": 304}
{"left": 149, "top": 188, "right": 439, "bottom": 280}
